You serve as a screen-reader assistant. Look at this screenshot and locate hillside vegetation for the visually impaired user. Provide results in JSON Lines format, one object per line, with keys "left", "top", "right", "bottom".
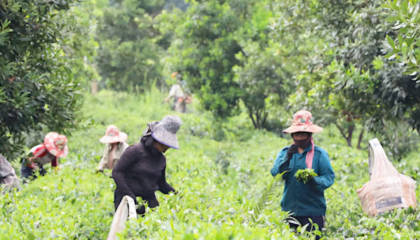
{"left": 1, "top": 90, "right": 420, "bottom": 239}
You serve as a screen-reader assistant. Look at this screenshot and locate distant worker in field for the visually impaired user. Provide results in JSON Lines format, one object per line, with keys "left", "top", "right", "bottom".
{"left": 96, "top": 125, "right": 129, "bottom": 173}
{"left": 21, "top": 132, "right": 68, "bottom": 181}
{"left": 165, "top": 72, "right": 191, "bottom": 113}
{"left": 112, "top": 115, "right": 182, "bottom": 215}
{"left": 0, "top": 154, "right": 20, "bottom": 192}
{"left": 270, "top": 110, "right": 335, "bottom": 240}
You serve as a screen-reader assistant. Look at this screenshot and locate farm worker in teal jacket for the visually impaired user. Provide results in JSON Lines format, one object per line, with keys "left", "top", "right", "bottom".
{"left": 271, "top": 110, "right": 335, "bottom": 240}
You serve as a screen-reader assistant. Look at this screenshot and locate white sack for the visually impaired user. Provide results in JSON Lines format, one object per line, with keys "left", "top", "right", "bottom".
{"left": 107, "top": 195, "right": 137, "bottom": 240}
{"left": 357, "top": 138, "right": 416, "bottom": 216}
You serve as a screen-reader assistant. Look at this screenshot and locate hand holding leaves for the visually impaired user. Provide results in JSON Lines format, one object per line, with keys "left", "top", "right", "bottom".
{"left": 295, "top": 169, "right": 318, "bottom": 184}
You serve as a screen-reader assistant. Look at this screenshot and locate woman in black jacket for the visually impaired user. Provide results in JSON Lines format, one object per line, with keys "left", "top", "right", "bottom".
{"left": 112, "top": 115, "right": 182, "bottom": 215}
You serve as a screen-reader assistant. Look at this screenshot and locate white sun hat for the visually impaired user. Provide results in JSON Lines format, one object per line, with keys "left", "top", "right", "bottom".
{"left": 99, "top": 125, "right": 128, "bottom": 144}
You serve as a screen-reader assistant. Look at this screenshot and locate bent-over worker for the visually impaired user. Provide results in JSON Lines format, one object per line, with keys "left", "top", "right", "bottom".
{"left": 112, "top": 115, "right": 182, "bottom": 215}
{"left": 21, "top": 132, "right": 68, "bottom": 181}
{"left": 97, "top": 125, "right": 129, "bottom": 172}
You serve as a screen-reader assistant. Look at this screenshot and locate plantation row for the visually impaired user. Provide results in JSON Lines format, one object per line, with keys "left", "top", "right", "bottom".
{"left": 0, "top": 91, "right": 418, "bottom": 239}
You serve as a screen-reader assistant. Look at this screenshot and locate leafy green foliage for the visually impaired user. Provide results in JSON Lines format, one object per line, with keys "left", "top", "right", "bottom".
{"left": 168, "top": 0, "right": 245, "bottom": 118}
{"left": 269, "top": 0, "right": 420, "bottom": 156}
{"left": 168, "top": 0, "right": 294, "bottom": 129}
{"left": 295, "top": 169, "right": 318, "bottom": 184}
{"left": 3, "top": 91, "right": 420, "bottom": 239}
{"left": 288, "top": 0, "right": 387, "bottom": 148}
{"left": 96, "top": 0, "right": 167, "bottom": 91}
{"left": 62, "top": 0, "right": 107, "bottom": 88}
{"left": 0, "top": 0, "right": 83, "bottom": 160}
{"left": 163, "top": 0, "right": 189, "bottom": 12}
{"left": 382, "top": 0, "right": 420, "bottom": 132}
{"left": 232, "top": 2, "right": 294, "bottom": 130}
{"left": 251, "top": 172, "right": 285, "bottom": 222}
{"left": 5, "top": 1, "right": 420, "bottom": 237}
{"left": 384, "top": 0, "right": 420, "bottom": 76}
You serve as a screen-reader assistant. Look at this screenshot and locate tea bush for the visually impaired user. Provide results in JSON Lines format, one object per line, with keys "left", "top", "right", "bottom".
{"left": 1, "top": 89, "right": 420, "bottom": 239}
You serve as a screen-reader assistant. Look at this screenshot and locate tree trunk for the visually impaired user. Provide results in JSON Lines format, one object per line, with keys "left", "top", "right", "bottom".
{"left": 248, "top": 108, "right": 268, "bottom": 130}
{"left": 256, "top": 109, "right": 261, "bottom": 129}
{"left": 335, "top": 123, "right": 355, "bottom": 147}
{"left": 357, "top": 128, "right": 364, "bottom": 149}
{"left": 346, "top": 124, "right": 355, "bottom": 147}
{"left": 249, "top": 110, "right": 258, "bottom": 129}
{"left": 262, "top": 112, "right": 268, "bottom": 129}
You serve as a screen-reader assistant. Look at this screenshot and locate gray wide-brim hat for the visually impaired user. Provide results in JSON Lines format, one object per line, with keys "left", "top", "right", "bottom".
{"left": 145, "top": 115, "right": 183, "bottom": 149}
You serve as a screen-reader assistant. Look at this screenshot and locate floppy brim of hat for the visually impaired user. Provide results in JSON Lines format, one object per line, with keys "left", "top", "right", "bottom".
{"left": 46, "top": 146, "right": 69, "bottom": 158}
{"left": 283, "top": 124, "right": 323, "bottom": 134}
{"left": 152, "top": 131, "right": 179, "bottom": 150}
{"left": 44, "top": 133, "right": 69, "bottom": 158}
{"left": 99, "top": 132, "right": 128, "bottom": 144}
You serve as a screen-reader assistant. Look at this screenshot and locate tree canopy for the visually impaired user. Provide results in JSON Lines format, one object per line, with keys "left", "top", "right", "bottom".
{"left": 0, "top": 0, "right": 86, "bottom": 159}
{"left": 2, "top": 0, "right": 419, "bottom": 160}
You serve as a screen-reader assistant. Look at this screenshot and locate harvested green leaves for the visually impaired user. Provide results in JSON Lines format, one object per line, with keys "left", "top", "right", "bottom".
{"left": 295, "top": 168, "right": 318, "bottom": 184}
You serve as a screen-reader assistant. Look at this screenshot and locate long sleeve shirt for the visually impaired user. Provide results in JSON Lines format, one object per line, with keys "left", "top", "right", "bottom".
{"left": 166, "top": 84, "right": 184, "bottom": 100}
{"left": 28, "top": 144, "right": 58, "bottom": 168}
{"left": 97, "top": 142, "right": 129, "bottom": 171}
{"left": 112, "top": 143, "right": 175, "bottom": 201}
{"left": 0, "top": 154, "right": 19, "bottom": 190}
{"left": 271, "top": 145, "right": 335, "bottom": 217}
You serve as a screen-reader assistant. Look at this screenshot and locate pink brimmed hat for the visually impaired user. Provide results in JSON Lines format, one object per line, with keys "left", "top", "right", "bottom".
{"left": 44, "top": 132, "right": 69, "bottom": 158}
{"left": 283, "top": 110, "right": 323, "bottom": 134}
{"left": 99, "top": 125, "right": 128, "bottom": 144}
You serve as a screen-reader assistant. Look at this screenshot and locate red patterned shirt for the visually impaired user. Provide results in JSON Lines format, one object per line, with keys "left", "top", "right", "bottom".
{"left": 27, "top": 144, "right": 58, "bottom": 168}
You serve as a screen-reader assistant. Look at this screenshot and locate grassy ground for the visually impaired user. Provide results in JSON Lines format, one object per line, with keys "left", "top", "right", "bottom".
{"left": 2, "top": 89, "right": 420, "bottom": 239}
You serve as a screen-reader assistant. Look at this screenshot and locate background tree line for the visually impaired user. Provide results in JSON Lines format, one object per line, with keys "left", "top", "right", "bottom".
{"left": 1, "top": 0, "right": 419, "bottom": 160}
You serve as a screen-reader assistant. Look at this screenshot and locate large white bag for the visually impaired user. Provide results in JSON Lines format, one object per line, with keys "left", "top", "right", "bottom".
{"left": 107, "top": 196, "right": 137, "bottom": 240}
{"left": 357, "top": 138, "right": 416, "bottom": 217}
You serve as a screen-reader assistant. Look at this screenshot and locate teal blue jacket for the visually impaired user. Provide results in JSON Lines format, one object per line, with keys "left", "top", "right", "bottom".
{"left": 270, "top": 145, "right": 335, "bottom": 216}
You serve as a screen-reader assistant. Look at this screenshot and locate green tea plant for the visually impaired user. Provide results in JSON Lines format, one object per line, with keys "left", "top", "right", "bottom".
{"left": 251, "top": 172, "right": 286, "bottom": 222}
{"left": 1, "top": 89, "right": 420, "bottom": 239}
{"left": 295, "top": 169, "right": 318, "bottom": 184}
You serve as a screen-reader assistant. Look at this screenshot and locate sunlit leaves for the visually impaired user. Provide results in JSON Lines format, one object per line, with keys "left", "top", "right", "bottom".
{"left": 384, "top": 0, "right": 420, "bottom": 76}
{"left": 0, "top": 0, "right": 84, "bottom": 160}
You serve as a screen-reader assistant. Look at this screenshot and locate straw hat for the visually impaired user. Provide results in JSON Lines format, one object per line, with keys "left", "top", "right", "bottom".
{"left": 283, "top": 110, "right": 323, "bottom": 134}
{"left": 44, "top": 132, "right": 69, "bottom": 158}
{"left": 151, "top": 115, "right": 183, "bottom": 149}
{"left": 99, "top": 125, "right": 128, "bottom": 144}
